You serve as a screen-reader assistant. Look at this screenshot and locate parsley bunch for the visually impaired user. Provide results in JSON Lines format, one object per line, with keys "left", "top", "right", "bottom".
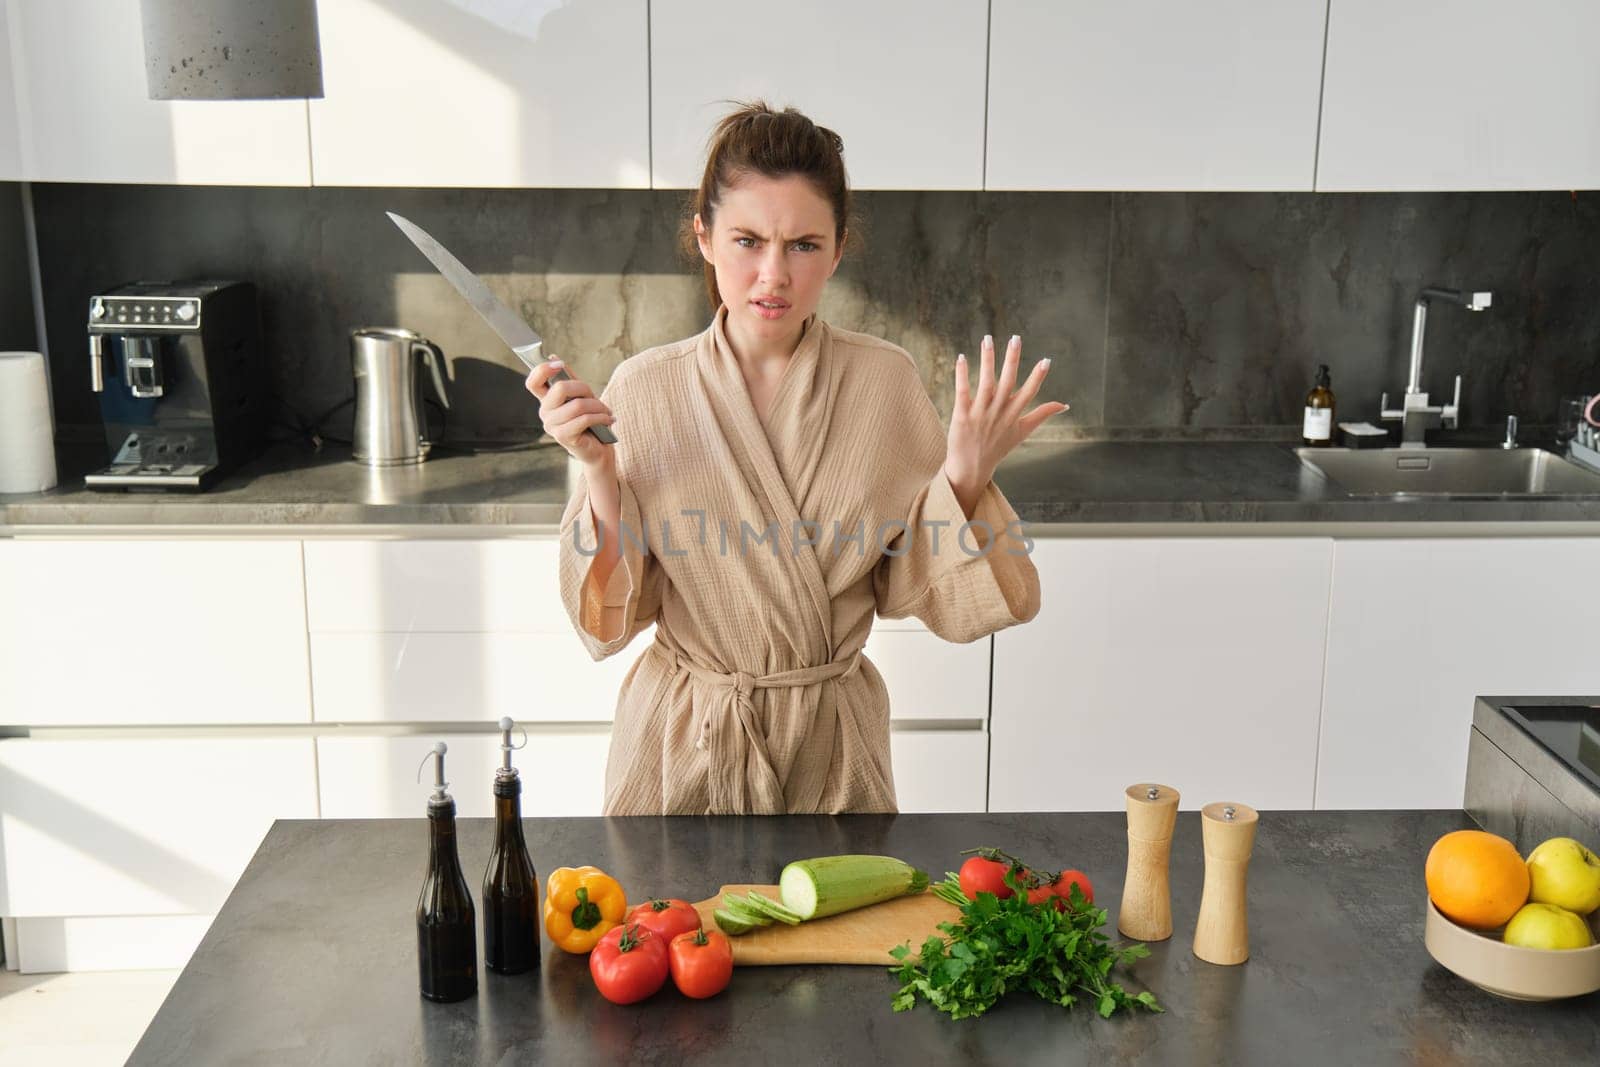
{"left": 889, "top": 871, "right": 1163, "bottom": 1020}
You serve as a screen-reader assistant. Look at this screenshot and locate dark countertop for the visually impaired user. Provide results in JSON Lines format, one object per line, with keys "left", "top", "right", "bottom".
{"left": 128, "top": 811, "right": 1600, "bottom": 1066}
{"left": 6, "top": 437, "right": 1600, "bottom": 531}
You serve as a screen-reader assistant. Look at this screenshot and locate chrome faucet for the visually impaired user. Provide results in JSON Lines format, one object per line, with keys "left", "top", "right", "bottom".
{"left": 1380, "top": 286, "right": 1492, "bottom": 449}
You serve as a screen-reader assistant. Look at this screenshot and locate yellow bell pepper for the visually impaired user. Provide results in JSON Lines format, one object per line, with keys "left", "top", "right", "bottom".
{"left": 544, "top": 866, "right": 627, "bottom": 953}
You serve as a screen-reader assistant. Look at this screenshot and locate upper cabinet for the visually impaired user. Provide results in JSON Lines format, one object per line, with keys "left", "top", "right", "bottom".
{"left": 649, "top": 0, "right": 988, "bottom": 191}
{"left": 986, "top": 0, "right": 1328, "bottom": 191}
{"left": 308, "top": 0, "right": 648, "bottom": 187}
{"left": 1317, "top": 1, "right": 1600, "bottom": 191}
{"left": 4, "top": 1, "right": 1597, "bottom": 192}
{"left": 3, "top": 0, "right": 311, "bottom": 185}
{"left": 0, "top": 6, "right": 21, "bottom": 180}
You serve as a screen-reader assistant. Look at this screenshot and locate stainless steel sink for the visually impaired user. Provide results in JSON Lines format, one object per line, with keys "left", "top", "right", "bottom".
{"left": 1295, "top": 447, "right": 1600, "bottom": 497}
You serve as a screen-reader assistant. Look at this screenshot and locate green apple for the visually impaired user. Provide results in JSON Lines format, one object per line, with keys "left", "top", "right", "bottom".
{"left": 1503, "top": 902, "right": 1594, "bottom": 950}
{"left": 1526, "top": 837, "right": 1600, "bottom": 915}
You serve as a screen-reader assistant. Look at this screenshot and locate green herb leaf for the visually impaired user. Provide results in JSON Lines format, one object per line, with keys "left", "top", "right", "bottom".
{"left": 887, "top": 872, "right": 1162, "bottom": 1021}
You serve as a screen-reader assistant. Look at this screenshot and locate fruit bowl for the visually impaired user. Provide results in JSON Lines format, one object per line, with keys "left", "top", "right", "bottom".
{"left": 1424, "top": 899, "right": 1600, "bottom": 1001}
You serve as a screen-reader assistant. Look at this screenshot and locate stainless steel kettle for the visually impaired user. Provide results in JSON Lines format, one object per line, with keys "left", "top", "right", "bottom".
{"left": 351, "top": 327, "right": 450, "bottom": 466}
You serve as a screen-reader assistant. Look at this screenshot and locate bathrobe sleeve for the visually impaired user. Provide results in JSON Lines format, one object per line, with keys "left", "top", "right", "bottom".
{"left": 557, "top": 467, "right": 663, "bottom": 661}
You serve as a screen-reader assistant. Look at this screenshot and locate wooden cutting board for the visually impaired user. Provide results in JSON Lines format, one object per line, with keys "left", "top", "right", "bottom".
{"left": 690, "top": 884, "right": 960, "bottom": 966}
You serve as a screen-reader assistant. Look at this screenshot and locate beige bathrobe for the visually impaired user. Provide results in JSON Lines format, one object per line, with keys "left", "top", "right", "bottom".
{"left": 557, "top": 305, "right": 1041, "bottom": 815}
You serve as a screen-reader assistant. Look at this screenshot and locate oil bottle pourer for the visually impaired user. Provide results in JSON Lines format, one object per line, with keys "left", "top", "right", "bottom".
{"left": 495, "top": 717, "right": 527, "bottom": 782}
{"left": 417, "top": 741, "right": 451, "bottom": 804}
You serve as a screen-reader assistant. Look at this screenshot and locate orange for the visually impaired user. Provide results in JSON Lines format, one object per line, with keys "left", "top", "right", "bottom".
{"left": 1425, "top": 829, "right": 1530, "bottom": 929}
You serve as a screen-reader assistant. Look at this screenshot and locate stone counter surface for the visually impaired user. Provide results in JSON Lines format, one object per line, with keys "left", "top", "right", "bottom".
{"left": 128, "top": 811, "right": 1600, "bottom": 1066}
{"left": 6, "top": 439, "right": 1600, "bottom": 530}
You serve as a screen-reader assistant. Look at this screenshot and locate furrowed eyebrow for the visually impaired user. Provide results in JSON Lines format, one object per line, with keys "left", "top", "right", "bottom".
{"left": 731, "top": 227, "right": 826, "bottom": 242}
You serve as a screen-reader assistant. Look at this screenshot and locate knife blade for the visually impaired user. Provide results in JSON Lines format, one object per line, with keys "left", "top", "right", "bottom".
{"left": 386, "top": 211, "right": 616, "bottom": 445}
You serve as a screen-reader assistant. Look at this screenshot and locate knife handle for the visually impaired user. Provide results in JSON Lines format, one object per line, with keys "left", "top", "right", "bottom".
{"left": 546, "top": 365, "right": 618, "bottom": 445}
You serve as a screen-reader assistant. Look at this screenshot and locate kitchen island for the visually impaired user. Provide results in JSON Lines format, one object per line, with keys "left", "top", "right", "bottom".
{"left": 128, "top": 811, "right": 1600, "bottom": 1066}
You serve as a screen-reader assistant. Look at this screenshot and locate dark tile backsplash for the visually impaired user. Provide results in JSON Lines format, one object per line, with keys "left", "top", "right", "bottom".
{"left": 0, "top": 185, "right": 37, "bottom": 358}
{"left": 22, "top": 183, "right": 1600, "bottom": 445}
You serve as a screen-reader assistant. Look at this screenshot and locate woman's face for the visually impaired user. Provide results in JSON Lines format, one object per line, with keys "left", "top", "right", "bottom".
{"left": 694, "top": 172, "right": 844, "bottom": 345}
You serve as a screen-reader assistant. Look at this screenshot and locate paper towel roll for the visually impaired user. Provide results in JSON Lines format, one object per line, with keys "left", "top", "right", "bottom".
{"left": 0, "top": 351, "right": 58, "bottom": 494}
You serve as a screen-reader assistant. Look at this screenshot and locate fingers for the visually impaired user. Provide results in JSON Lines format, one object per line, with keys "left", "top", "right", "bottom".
{"left": 1017, "top": 400, "right": 1071, "bottom": 440}
{"left": 523, "top": 356, "right": 614, "bottom": 457}
{"left": 560, "top": 411, "right": 618, "bottom": 442}
{"left": 953, "top": 351, "right": 970, "bottom": 412}
{"left": 974, "top": 334, "right": 997, "bottom": 408}
{"left": 543, "top": 396, "right": 612, "bottom": 431}
{"left": 996, "top": 335, "right": 1021, "bottom": 400}
{"left": 523, "top": 359, "right": 561, "bottom": 398}
{"left": 1006, "top": 356, "right": 1051, "bottom": 416}
{"left": 523, "top": 358, "right": 593, "bottom": 402}
{"left": 543, "top": 379, "right": 596, "bottom": 412}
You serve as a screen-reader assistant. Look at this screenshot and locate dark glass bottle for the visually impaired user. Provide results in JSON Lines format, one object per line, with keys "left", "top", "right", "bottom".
{"left": 484, "top": 717, "right": 539, "bottom": 975}
{"left": 484, "top": 784, "right": 540, "bottom": 973}
{"left": 417, "top": 742, "right": 477, "bottom": 1003}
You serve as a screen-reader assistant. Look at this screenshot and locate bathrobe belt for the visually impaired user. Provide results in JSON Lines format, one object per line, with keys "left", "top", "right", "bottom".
{"left": 649, "top": 637, "right": 865, "bottom": 813}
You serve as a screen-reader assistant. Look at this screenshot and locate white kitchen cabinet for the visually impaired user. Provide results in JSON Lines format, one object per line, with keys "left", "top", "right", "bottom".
{"left": 0, "top": 736, "right": 318, "bottom": 917}
{"left": 304, "top": 538, "right": 570, "bottom": 633}
{"left": 310, "top": 631, "right": 636, "bottom": 724}
{"left": 318, "top": 727, "right": 984, "bottom": 817}
{"left": 303, "top": 538, "right": 964, "bottom": 724}
{"left": 864, "top": 625, "right": 989, "bottom": 722}
{"left": 890, "top": 728, "right": 988, "bottom": 813}
{"left": 317, "top": 730, "right": 612, "bottom": 818}
{"left": 1316, "top": 539, "right": 1600, "bottom": 809}
{"left": 0, "top": 539, "right": 312, "bottom": 725}
{"left": 989, "top": 538, "right": 1333, "bottom": 812}
{"left": 986, "top": 0, "right": 1327, "bottom": 191}
{"left": 1317, "top": 1, "right": 1600, "bottom": 190}
{"left": 11, "top": 915, "right": 213, "bottom": 973}
{"left": 650, "top": 0, "right": 987, "bottom": 190}
{"left": 304, "top": 538, "right": 646, "bottom": 723}
{"left": 308, "top": 0, "right": 648, "bottom": 187}
{"left": 0, "top": 6, "right": 21, "bottom": 180}
{"left": 3, "top": 0, "right": 311, "bottom": 185}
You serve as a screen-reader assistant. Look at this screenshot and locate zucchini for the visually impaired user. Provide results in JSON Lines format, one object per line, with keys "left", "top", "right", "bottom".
{"left": 713, "top": 908, "right": 757, "bottom": 936}
{"left": 720, "top": 893, "right": 774, "bottom": 927}
{"left": 744, "top": 890, "right": 803, "bottom": 926}
{"left": 777, "top": 855, "right": 931, "bottom": 921}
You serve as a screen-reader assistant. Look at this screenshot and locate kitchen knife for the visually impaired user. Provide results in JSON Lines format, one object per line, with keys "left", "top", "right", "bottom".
{"left": 386, "top": 211, "right": 617, "bottom": 445}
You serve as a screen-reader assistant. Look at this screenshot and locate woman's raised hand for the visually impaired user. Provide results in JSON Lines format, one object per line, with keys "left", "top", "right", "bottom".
{"left": 942, "top": 334, "right": 1069, "bottom": 505}
{"left": 524, "top": 359, "right": 617, "bottom": 469}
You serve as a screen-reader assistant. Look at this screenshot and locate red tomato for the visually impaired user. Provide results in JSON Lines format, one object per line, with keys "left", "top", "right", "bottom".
{"left": 626, "top": 898, "right": 702, "bottom": 943}
{"left": 589, "top": 923, "right": 669, "bottom": 1005}
{"left": 668, "top": 928, "right": 733, "bottom": 999}
{"left": 958, "top": 856, "right": 1018, "bottom": 900}
{"left": 1026, "top": 870, "right": 1096, "bottom": 911}
{"left": 1055, "top": 870, "right": 1094, "bottom": 906}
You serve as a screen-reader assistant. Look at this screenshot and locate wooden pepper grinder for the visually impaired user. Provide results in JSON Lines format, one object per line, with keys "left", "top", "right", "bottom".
{"left": 1193, "top": 801, "right": 1259, "bottom": 966}
{"left": 1118, "top": 783, "right": 1180, "bottom": 941}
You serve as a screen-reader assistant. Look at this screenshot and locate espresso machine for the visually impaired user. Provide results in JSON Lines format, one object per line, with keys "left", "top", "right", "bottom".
{"left": 85, "top": 281, "right": 268, "bottom": 491}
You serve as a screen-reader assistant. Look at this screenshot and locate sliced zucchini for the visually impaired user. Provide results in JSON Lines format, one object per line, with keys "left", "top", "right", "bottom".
{"left": 720, "top": 893, "right": 774, "bottom": 927}
{"left": 744, "top": 890, "right": 803, "bottom": 926}
{"left": 713, "top": 907, "right": 757, "bottom": 936}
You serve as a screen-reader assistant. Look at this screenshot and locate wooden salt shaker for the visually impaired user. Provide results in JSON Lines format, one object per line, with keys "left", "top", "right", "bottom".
{"left": 1117, "top": 783, "right": 1180, "bottom": 942}
{"left": 1193, "top": 801, "right": 1259, "bottom": 966}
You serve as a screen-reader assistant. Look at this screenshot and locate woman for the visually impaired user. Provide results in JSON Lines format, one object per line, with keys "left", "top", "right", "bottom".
{"left": 529, "top": 102, "right": 1066, "bottom": 816}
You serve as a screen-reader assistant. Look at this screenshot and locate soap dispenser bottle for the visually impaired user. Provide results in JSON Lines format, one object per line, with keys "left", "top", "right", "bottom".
{"left": 417, "top": 742, "right": 477, "bottom": 1002}
{"left": 483, "top": 717, "right": 540, "bottom": 975}
{"left": 1302, "top": 364, "right": 1336, "bottom": 447}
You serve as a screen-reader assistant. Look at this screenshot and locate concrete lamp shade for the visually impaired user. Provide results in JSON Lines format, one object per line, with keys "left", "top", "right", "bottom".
{"left": 141, "top": 0, "right": 323, "bottom": 100}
